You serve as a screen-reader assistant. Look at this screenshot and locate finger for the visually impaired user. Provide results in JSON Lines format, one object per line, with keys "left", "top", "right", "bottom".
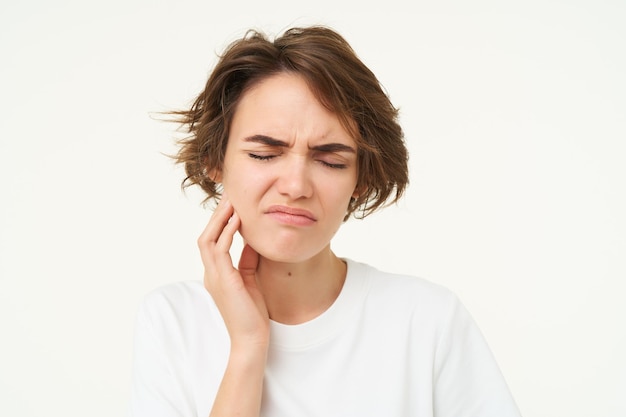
{"left": 238, "top": 243, "right": 260, "bottom": 283}
{"left": 197, "top": 197, "right": 233, "bottom": 250}
{"left": 211, "top": 211, "right": 242, "bottom": 281}
{"left": 215, "top": 210, "right": 241, "bottom": 254}
{"left": 197, "top": 198, "right": 234, "bottom": 280}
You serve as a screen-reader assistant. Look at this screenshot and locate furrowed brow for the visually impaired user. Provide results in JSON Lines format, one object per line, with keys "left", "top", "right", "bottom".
{"left": 310, "top": 143, "right": 356, "bottom": 154}
{"left": 243, "top": 135, "right": 356, "bottom": 153}
{"left": 243, "top": 135, "right": 288, "bottom": 147}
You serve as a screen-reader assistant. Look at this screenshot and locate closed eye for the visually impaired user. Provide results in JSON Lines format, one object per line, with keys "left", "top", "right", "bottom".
{"left": 314, "top": 151, "right": 350, "bottom": 169}
{"left": 248, "top": 153, "right": 277, "bottom": 161}
{"left": 319, "top": 160, "right": 347, "bottom": 169}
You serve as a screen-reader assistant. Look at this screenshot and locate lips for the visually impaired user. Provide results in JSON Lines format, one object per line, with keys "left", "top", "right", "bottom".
{"left": 265, "top": 205, "right": 317, "bottom": 226}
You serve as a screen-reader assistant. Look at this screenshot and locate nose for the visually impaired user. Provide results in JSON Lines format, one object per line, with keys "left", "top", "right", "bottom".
{"left": 276, "top": 156, "right": 313, "bottom": 200}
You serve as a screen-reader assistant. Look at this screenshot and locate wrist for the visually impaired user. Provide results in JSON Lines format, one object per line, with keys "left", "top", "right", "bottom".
{"left": 227, "top": 343, "right": 269, "bottom": 378}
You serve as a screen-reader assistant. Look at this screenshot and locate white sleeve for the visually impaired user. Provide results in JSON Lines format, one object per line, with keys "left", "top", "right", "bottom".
{"left": 433, "top": 296, "right": 522, "bottom": 417}
{"left": 128, "top": 297, "right": 194, "bottom": 417}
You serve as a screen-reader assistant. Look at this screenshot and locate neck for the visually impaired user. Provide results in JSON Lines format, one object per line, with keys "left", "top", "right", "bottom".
{"left": 256, "top": 246, "right": 347, "bottom": 325}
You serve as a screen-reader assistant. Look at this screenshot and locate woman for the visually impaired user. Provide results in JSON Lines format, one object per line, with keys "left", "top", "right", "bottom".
{"left": 130, "top": 26, "right": 521, "bottom": 417}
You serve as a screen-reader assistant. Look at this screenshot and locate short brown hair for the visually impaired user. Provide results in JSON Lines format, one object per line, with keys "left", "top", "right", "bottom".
{"left": 171, "top": 26, "right": 408, "bottom": 219}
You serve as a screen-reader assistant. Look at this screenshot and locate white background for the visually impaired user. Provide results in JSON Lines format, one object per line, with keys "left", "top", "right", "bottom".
{"left": 1, "top": 1, "right": 624, "bottom": 416}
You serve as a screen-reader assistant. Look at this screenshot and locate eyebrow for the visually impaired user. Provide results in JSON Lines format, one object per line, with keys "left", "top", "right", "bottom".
{"left": 243, "top": 134, "right": 356, "bottom": 153}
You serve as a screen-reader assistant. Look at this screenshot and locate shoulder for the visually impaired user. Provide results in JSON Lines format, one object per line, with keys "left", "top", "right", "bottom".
{"left": 141, "top": 280, "right": 207, "bottom": 306}
{"left": 139, "top": 280, "right": 208, "bottom": 315}
{"left": 343, "top": 259, "right": 478, "bottom": 358}
{"left": 346, "top": 258, "right": 460, "bottom": 315}
{"left": 135, "top": 280, "right": 221, "bottom": 336}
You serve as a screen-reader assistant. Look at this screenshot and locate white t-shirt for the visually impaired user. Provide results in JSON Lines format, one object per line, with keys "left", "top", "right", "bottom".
{"left": 129, "top": 259, "right": 521, "bottom": 417}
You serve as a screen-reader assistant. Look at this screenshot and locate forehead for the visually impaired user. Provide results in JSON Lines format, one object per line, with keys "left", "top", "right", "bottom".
{"left": 229, "top": 73, "right": 356, "bottom": 145}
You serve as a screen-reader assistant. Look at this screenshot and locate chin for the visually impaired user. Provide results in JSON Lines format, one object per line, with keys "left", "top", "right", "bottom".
{"left": 242, "top": 233, "right": 324, "bottom": 264}
{"left": 238, "top": 220, "right": 333, "bottom": 264}
{"left": 251, "top": 242, "right": 322, "bottom": 264}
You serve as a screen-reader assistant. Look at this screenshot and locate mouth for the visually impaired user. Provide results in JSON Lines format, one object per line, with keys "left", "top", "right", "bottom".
{"left": 265, "top": 205, "right": 317, "bottom": 226}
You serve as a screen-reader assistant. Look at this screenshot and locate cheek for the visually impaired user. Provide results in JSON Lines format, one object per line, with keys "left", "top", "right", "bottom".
{"left": 222, "top": 165, "right": 258, "bottom": 196}
{"left": 222, "top": 175, "right": 267, "bottom": 219}
{"left": 325, "top": 189, "right": 354, "bottom": 220}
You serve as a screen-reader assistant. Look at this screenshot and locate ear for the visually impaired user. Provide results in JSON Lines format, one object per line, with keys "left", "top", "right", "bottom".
{"left": 208, "top": 167, "right": 222, "bottom": 183}
{"left": 352, "top": 184, "right": 364, "bottom": 199}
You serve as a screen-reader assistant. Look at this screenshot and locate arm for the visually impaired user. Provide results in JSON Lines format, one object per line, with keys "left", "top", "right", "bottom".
{"left": 198, "top": 196, "right": 270, "bottom": 417}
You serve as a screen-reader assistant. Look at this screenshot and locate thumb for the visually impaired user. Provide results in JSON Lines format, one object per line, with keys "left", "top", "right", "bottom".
{"left": 238, "top": 243, "right": 259, "bottom": 282}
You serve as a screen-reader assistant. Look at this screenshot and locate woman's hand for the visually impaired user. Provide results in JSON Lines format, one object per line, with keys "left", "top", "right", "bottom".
{"left": 197, "top": 196, "right": 270, "bottom": 351}
{"left": 199, "top": 196, "right": 268, "bottom": 417}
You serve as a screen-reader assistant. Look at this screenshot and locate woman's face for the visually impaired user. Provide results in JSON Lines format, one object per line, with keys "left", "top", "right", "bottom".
{"left": 219, "top": 73, "right": 359, "bottom": 263}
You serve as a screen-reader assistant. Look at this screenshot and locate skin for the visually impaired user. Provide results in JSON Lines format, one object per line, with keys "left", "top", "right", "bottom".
{"left": 197, "top": 73, "right": 360, "bottom": 416}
